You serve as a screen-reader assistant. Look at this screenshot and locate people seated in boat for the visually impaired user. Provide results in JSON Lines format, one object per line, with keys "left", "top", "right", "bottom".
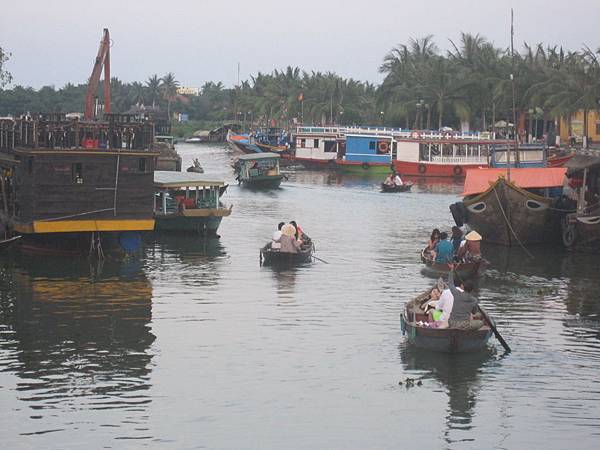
{"left": 271, "top": 222, "right": 285, "bottom": 251}
{"left": 450, "top": 226, "right": 464, "bottom": 255}
{"left": 457, "top": 231, "right": 482, "bottom": 262}
{"left": 420, "top": 279, "right": 453, "bottom": 329}
{"left": 434, "top": 232, "right": 454, "bottom": 264}
{"left": 446, "top": 264, "right": 483, "bottom": 330}
{"left": 384, "top": 172, "right": 395, "bottom": 187}
{"left": 289, "top": 220, "right": 305, "bottom": 242}
{"left": 393, "top": 173, "right": 403, "bottom": 186}
{"left": 426, "top": 228, "right": 441, "bottom": 254}
{"left": 280, "top": 223, "right": 302, "bottom": 254}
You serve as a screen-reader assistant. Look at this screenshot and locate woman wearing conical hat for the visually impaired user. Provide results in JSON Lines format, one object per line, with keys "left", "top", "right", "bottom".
{"left": 457, "top": 231, "right": 482, "bottom": 261}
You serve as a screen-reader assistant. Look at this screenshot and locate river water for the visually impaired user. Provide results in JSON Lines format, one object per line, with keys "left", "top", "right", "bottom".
{"left": 1, "top": 143, "right": 599, "bottom": 449}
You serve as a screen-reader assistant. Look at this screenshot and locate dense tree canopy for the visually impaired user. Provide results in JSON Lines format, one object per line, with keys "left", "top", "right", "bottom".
{"left": 1, "top": 34, "right": 599, "bottom": 138}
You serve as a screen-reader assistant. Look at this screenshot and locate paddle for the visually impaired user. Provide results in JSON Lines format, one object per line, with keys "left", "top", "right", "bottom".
{"left": 312, "top": 255, "right": 330, "bottom": 264}
{"left": 450, "top": 264, "right": 512, "bottom": 353}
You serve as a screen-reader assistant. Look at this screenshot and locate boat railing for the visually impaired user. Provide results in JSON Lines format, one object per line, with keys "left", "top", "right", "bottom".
{"left": 430, "top": 155, "right": 488, "bottom": 164}
{"left": 296, "top": 125, "right": 499, "bottom": 142}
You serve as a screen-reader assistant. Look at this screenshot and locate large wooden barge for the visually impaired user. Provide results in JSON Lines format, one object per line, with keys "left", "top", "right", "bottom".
{"left": 0, "top": 113, "right": 158, "bottom": 257}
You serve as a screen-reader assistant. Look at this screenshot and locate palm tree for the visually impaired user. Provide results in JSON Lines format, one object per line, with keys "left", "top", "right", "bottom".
{"left": 160, "top": 72, "right": 179, "bottom": 119}
{"left": 146, "top": 74, "right": 162, "bottom": 107}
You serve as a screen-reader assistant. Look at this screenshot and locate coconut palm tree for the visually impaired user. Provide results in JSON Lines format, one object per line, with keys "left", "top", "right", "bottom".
{"left": 146, "top": 74, "right": 162, "bottom": 107}
{"left": 160, "top": 72, "right": 179, "bottom": 119}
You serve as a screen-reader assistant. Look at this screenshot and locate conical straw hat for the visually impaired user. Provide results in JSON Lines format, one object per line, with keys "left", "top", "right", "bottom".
{"left": 281, "top": 223, "right": 296, "bottom": 237}
{"left": 465, "top": 230, "right": 482, "bottom": 241}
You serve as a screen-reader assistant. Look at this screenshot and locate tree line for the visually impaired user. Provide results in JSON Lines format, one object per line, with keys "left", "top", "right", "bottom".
{"left": 1, "top": 33, "right": 599, "bottom": 136}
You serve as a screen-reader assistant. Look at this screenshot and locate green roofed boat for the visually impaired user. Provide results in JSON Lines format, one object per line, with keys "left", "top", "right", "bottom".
{"left": 235, "top": 153, "right": 284, "bottom": 189}
{"left": 153, "top": 171, "right": 232, "bottom": 237}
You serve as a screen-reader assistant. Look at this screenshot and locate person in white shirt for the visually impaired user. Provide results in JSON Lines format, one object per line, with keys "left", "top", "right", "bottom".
{"left": 271, "top": 222, "right": 285, "bottom": 250}
{"left": 433, "top": 288, "right": 454, "bottom": 328}
{"left": 393, "top": 173, "right": 403, "bottom": 186}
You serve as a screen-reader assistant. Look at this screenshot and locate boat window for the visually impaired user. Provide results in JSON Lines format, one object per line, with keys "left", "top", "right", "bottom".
{"left": 392, "top": 142, "right": 397, "bottom": 151}
{"left": 27, "top": 157, "right": 33, "bottom": 175}
{"left": 468, "top": 202, "right": 486, "bottom": 213}
{"left": 139, "top": 158, "right": 147, "bottom": 173}
{"left": 72, "top": 163, "right": 83, "bottom": 184}
{"left": 526, "top": 200, "right": 546, "bottom": 210}
{"left": 369, "top": 141, "right": 376, "bottom": 150}
{"left": 313, "top": 139, "right": 319, "bottom": 148}
{"left": 299, "top": 138, "right": 306, "bottom": 148}
{"left": 324, "top": 141, "right": 336, "bottom": 153}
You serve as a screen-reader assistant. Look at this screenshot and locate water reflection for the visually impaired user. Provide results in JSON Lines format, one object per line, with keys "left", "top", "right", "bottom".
{"left": 399, "top": 344, "right": 497, "bottom": 445}
{"left": 0, "top": 254, "right": 154, "bottom": 440}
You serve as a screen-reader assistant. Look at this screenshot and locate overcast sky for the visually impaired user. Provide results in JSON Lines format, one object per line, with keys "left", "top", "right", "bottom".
{"left": 1, "top": 0, "right": 598, "bottom": 89}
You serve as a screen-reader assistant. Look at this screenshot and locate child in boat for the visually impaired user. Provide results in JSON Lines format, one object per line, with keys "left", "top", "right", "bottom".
{"left": 434, "top": 232, "right": 454, "bottom": 264}
{"left": 384, "top": 172, "right": 395, "bottom": 186}
{"left": 426, "top": 228, "right": 440, "bottom": 252}
{"left": 271, "top": 222, "right": 285, "bottom": 251}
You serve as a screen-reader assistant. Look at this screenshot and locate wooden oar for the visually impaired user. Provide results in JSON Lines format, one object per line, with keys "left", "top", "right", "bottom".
{"left": 451, "top": 265, "right": 511, "bottom": 353}
{"left": 477, "top": 304, "right": 511, "bottom": 353}
{"left": 312, "top": 255, "right": 330, "bottom": 264}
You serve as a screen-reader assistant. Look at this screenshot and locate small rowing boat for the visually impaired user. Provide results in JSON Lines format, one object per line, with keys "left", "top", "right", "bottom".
{"left": 420, "top": 248, "right": 488, "bottom": 278}
{"left": 400, "top": 288, "right": 494, "bottom": 353}
{"left": 260, "top": 241, "right": 314, "bottom": 266}
{"left": 380, "top": 183, "right": 412, "bottom": 193}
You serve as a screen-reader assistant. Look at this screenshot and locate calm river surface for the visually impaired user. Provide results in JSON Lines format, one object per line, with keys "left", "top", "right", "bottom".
{"left": 1, "top": 143, "right": 599, "bottom": 449}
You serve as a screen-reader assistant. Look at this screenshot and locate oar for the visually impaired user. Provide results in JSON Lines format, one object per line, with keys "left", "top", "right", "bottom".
{"left": 477, "top": 304, "right": 511, "bottom": 353}
{"left": 312, "top": 255, "right": 330, "bottom": 264}
{"left": 451, "top": 265, "right": 511, "bottom": 353}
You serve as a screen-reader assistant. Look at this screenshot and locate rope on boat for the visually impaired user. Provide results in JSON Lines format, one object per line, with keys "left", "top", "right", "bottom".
{"left": 492, "top": 186, "right": 534, "bottom": 259}
{"left": 40, "top": 208, "right": 115, "bottom": 221}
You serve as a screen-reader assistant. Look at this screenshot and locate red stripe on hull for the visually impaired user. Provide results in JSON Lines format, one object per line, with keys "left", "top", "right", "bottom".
{"left": 393, "top": 161, "right": 487, "bottom": 177}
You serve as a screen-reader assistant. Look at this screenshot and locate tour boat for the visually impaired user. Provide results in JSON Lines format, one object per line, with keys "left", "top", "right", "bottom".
{"left": 235, "top": 153, "right": 284, "bottom": 189}
{"left": 450, "top": 167, "right": 567, "bottom": 246}
{"left": 153, "top": 171, "right": 232, "bottom": 236}
{"left": 562, "top": 155, "right": 600, "bottom": 252}
{"left": 292, "top": 126, "right": 346, "bottom": 168}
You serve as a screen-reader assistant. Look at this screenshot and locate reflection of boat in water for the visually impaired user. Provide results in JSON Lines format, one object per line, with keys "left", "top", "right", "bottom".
{"left": 0, "top": 256, "right": 155, "bottom": 414}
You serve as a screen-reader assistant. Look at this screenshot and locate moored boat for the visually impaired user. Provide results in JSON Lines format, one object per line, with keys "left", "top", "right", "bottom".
{"left": 380, "top": 183, "right": 412, "bottom": 193}
{"left": 450, "top": 167, "right": 567, "bottom": 246}
{"left": 153, "top": 171, "right": 232, "bottom": 236}
{"left": 420, "top": 248, "right": 488, "bottom": 278}
{"left": 235, "top": 153, "right": 284, "bottom": 189}
{"left": 400, "top": 288, "right": 494, "bottom": 353}
{"left": 562, "top": 155, "right": 600, "bottom": 252}
{"left": 226, "top": 131, "right": 262, "bottom": 154}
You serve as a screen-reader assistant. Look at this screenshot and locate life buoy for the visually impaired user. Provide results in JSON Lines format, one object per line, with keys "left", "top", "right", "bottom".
{"left": 418, "top": 163, "right": 427, "bottom": 174}
{"left": 453, "top": 165, "right": 463, "bottom": 176}
{"left": 361, "top": 162, "right": 370, "bottom": 170}
{"left": 378, "top": 141, "right": 390, "bottom": 153}
{"left": 411, "top": 131, "right": 421, "bottom": 139}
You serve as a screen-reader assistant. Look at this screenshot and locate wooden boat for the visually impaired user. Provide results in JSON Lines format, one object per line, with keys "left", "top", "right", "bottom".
{"left": 451, "top": 168, "right": 567, "bottom": 246}
{"left": 0, "top": 235, "right": 21, "bottom": 251}
{"left": 260, "top": 241, "right": 314, "bottom": 266}
{"left": 400, "top": 288, "right": 494, "bottom": 353}
{"left": 562, "top": 155, "right": 600, "bottom": 252}
{"left": 186, "top": 158, "right": 204, "bottom": 173}
{"left": 380, "top": 183, "right": 412, "bottom": 193}
{"left": 154, "top": 135, "right": 182, "bottom": 171}
{"left": 420, "top": 248, "right": 488, "bottom": 278}
{"left": 236, "top": 153, "right": 284, "bottom": 189}
{"left": 153, "top": 171, "right": 232, "bottom": 236}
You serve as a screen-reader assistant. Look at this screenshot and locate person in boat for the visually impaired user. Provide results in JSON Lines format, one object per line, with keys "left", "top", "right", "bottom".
{"left": 422, "top": 279, "right": 453, "bottom": 329}
{"left": 280, "top": 223, "right": 302, "bottom": 254}
{"left": 426, "top": 228, "right": 441, "bottom": 252}
{"left": 271, "top": 222, "right": 285, "bottom": 251}
{"left": 457, "top": 231, "right": 482, "bottom": 262}
{"left": 393, "top": 172, "right": 403, "bottom": 186}
{"left": 450, "top": 226, "right": 464, "bottom": 255}
{"left": 384, "top": 172, "right": 395, "bottom": 187}
{"left": 289, "top": 220, "right": 305, "bottom": 242}
{"left": 446, "top": 264, "right": 483, "bottom": 330}
{"left": 434, "top": 232, "right": 454, "bottom": 264}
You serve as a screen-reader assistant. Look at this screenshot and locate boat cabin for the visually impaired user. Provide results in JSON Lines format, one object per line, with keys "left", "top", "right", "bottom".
{"left": 237, "top": 153, "right": 281, "bottom": 180}
{"left": 490, "top": 143, "right": 547, "bottom": 168}
{"left": 343, "top": 134, "right": 393, "bottom": 165}
{"left": 294, "top": 126, "right": 346, "bottom": 165}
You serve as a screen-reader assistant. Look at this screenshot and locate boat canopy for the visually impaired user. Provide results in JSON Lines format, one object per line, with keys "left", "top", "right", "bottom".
{"left": 462, "top": 167, "right": 567, "bottom": 196}
{"left": 154, "top": 171, "right": 225, "bottom": 188}
{"left": 237, "top": 152, "right": 280, "bottom": 161}
{"left": 565, "top": 155, "right": 600, "bottom": 175}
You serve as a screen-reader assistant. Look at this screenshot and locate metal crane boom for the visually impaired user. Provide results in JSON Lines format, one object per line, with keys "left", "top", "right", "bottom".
{"left": 84, "top": 28, "right": 111, "bottom": 120}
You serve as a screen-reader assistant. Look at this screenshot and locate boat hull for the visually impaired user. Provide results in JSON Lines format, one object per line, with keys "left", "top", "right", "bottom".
{"left": 260, "top": 243, "right": 314, "bottom": 266}
{"left": 393, "top": 160, "right": 487, "bottom": 178}
{"left": 380, "top": 183, "right": 412, "bottom": 193}
{"left": 461, "top": 178, "right": 562, "bottom": 246}
{"left": 420, "top": 249, "right": 488, "bottom": 278}
{"left": 241, "top": 176, "right": 283, "bottom": 189}
{"left": 18, "top": 231, "right": 143, "bottom": 257}
{"left": 336, "top": 160, "right": 391, "bottom": 175}
{"left": 563, "top": 213, "right": 600, "bottom": 253}
{"left": 154, "top": 215, "right": 225, "bottom": 235}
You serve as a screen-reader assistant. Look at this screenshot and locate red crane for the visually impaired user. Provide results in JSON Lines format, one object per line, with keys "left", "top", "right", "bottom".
{"left": 84, "top": 28, "right": 111, "bottom": 120}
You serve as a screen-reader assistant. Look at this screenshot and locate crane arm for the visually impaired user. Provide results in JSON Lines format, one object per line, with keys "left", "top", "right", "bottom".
{"left": 84, "top": 28, "right": 111, "bottom": 120}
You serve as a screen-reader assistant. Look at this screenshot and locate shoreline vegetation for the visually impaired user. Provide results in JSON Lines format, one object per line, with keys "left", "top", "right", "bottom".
{"left": 1, "top": 33, "right": 600, "bottom": 138}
